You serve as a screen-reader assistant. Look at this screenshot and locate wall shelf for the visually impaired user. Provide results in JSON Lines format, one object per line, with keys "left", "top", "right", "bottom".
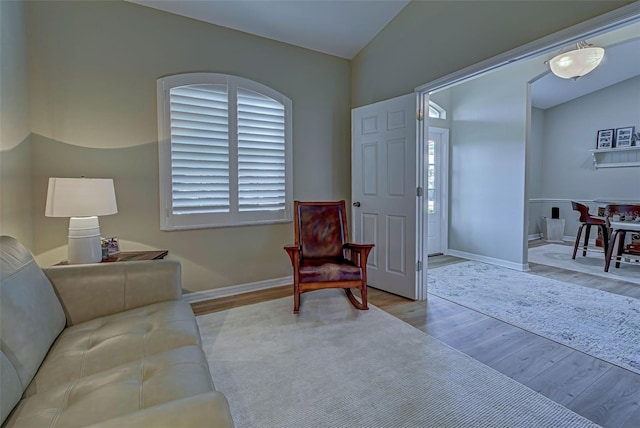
{"left": 589, "top": 146, "right": 640, "bottom": 168}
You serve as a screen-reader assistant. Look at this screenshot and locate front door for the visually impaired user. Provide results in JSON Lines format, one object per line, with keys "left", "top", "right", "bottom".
{"left": 351, "top": 93, "right": 423, "bottom": 300}
{"left": 426, "top": 127, "right": 449, "bottom": 255}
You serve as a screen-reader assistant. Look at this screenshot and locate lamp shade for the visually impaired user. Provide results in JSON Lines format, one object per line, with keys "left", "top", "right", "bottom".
{"left": 548, "top": 45, "right": 605, "bottom": 80}
{"left": 45, "top": 178, "right": 118, "bottom": 217}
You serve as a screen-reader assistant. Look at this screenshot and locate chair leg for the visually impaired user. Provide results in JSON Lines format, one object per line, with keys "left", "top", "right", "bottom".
{"left": 293, "top": 283, "right": 300, "bottom": 314}
{"left": 572, "top": 224, "right": 584, "bottom": 259}
{"left": 361, "top": 283, "right": 368, "bottom": 310}
{"left": 600, "top": 225, "right": 609, "bottom": 258}
{"left": 582, "top": 225, "right": 591, "bottom": 256}
{"left": 605, "top": 230, "right": 622, "bottom": 272}
{"left": 604, "top": 232, "right": 614, "bottom": 272}
{"left": 615, "top": 231, "right": 626, "bottom": 269}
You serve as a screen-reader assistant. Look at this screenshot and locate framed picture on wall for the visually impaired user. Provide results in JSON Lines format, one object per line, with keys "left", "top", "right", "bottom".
{"left": 614, "top": 126, "right": 634, "bottom": 148}
{"left": 596, "top": 129, "right": 614, "bottom": 149}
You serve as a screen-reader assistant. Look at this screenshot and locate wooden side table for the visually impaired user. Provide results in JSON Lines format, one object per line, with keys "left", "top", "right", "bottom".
{"left": 56, "top": 250, "right": 168, "bottom": 265}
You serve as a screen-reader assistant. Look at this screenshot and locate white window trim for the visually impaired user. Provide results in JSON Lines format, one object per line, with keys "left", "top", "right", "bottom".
{"left": 428, "top": 100, "right": 446, "bottom": 119}
{"left": 157, "top": 73, "right": 293, "bottom": 230}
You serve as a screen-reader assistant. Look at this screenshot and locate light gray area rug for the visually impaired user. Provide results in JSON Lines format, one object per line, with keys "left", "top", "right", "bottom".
{"left": 528, "top": 243, "right": 640, "bottom": 285}
{"left": 428, "top": 261, "right": 640, "bottom": 374}
{"left": 197, "top": 290, "right": 598, "bottom": 428}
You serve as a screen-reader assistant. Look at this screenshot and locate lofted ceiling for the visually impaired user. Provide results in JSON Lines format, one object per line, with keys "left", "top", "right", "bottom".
{"left": 532, "top": 36, "right": 640, "bottom": 109}
{"left": 126, "top": 0, "right": 411, "bottom": 59}
{"left": 127, "top": 1, "right": 638, "bottom": 108}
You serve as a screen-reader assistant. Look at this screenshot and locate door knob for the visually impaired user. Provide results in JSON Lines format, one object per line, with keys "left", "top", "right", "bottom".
{"left": 353, "top": 201, "right": 361, "bottom": 207}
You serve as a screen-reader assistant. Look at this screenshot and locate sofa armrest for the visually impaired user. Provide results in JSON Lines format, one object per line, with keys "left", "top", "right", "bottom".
{"left": 42, "top": 260, "right": 182, "bottom": 326}
{"left": 85, "top": 391, "right": 234, "bottom": 428}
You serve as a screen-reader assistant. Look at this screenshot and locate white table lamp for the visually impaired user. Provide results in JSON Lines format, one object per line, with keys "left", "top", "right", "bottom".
{"left": 45, "top": 177, "right": 118, "bottom": 264}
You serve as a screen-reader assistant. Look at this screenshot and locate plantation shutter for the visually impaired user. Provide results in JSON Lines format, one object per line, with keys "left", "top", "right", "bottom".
{"left": 158, "top": 73, "right": 292, "bottom": 230}
{"left": 237, "top": 88, "right": 286, "bottom": 212}
{"left": 169, "top": 84, "right": 230, "bottom": 215}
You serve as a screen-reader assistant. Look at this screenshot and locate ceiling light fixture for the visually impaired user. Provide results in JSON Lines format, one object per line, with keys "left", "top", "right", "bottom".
{"left": 547, "top": 41, "right": 605, "bottom": 80}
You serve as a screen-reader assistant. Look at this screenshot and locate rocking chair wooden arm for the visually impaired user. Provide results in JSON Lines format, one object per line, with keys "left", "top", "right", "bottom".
{"left": 284, "top": 245, "right": 301, "bottom": 266}
{"left": 343, "top": 243, "right": 374, "bottom": 267}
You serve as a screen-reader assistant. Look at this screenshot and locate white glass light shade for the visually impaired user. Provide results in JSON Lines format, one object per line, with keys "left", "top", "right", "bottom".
{"left": 548, "top": 46, "right": 605, "bottom": 79}
{"left": 45, "top": 178, "right": 118, "bottom": 264}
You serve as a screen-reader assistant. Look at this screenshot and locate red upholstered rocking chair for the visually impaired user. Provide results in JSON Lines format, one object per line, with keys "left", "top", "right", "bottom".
{"left": 284, "top": 200, "right": 374, "bottom": 314}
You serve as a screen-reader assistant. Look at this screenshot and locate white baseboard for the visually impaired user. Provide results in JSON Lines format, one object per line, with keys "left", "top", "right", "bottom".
{"left": 528, "top": 233, "right": 542, "bottom": 241}
{"left": 446, "top": 249, "right": 529, "bottom": 272}
{"left": 183, "top": 275, "right": 292, "bottom": 303}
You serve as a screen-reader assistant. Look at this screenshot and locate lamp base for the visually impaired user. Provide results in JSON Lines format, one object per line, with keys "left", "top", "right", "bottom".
{"left": 67, "top": 216, "right": 102, "bottom": 264}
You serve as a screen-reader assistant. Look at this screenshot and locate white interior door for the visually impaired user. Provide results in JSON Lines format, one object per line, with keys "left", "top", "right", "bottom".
{"left": 351, "top": 93, "right": 423, "bottom": 300}
{"left": 426, "top": 127, "right": 449, "bottom": 255}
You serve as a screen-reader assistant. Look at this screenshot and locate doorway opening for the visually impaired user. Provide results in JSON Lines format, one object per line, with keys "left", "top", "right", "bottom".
{"left": 425, "top": 127, "right": 449, "bottom": 256}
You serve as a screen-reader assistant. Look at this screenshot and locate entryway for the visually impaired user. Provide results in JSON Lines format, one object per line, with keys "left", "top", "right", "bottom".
{"left": 426, "top": 127, "right": 449, "bottom": 256}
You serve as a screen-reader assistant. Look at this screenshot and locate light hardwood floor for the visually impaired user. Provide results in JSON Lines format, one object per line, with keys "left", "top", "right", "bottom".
{"left": 191, "top": 240, "right": 640, "bottom": 428}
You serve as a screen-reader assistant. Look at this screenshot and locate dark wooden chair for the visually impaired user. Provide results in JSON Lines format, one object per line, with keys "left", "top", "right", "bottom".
{"left": 604, "top": 204, "right": 640, "bottom": 271}
{"left": 571, "top": 201, "right": 608, "bottom": 259}
{"left": 284, "top": 200, "right": 374, "bottom": 314}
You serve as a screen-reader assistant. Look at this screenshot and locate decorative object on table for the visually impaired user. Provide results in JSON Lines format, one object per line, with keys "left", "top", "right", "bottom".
{"left": 100, "top": 241, "right": 109, "bottom": 260}
{"left": 614, "top": 126, "right": 635, "bottom": 148}
{"left": 632, "top": 132, "right": 640, "bottom": 146}
{"left": 596, "top": 129, "right": 614, "bottom": 149}
{"left": 546, "top": 41, "right": 605, "bottom": 80}
{"left": 45, "top": 177, "right": 118, "bottom": 264}
{"left": 101, "top": 236, "right": 120, "bottom": 256}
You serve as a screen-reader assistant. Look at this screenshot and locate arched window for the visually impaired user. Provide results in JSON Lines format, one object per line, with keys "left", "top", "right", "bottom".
{"left": 157, "top": 73, "right": 292, "bottom": 230}
{"left": 428, "top": 101, "right": 446, "bottom": 119}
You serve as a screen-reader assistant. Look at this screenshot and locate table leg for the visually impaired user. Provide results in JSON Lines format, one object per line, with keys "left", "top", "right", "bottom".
{"left": 604, "top": 230, "right": 619, "bottom": 272}
{"left": 615, "top": 230, "right": 626, "bottom": 269}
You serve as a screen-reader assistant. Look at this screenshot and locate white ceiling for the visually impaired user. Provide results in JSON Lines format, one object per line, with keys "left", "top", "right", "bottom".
{"left": 126, "top": 0, "right": 410, "bottom": 59}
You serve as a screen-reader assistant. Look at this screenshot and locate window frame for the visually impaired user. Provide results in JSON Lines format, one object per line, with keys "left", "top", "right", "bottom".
{"left": 157, "top": 73, "right": 293, "bottom": 231}
{"left": 428, "top": 101, "right": 447, "bottom": 119}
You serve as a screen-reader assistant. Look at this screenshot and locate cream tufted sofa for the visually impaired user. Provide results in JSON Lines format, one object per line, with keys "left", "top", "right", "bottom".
{"left": 0, "top": 236, "right": 234, "bottom": 427}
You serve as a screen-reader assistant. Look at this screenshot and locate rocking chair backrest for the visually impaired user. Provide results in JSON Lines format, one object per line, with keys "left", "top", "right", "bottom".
{"left": 295, "top": 201, "right": 348, "bottom": 259}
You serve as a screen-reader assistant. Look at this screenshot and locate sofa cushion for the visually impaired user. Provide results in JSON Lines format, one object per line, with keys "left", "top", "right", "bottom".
{"left": 24, "top": 300, "right": 202, "bottom": 396}
{"left": 0, "top": 236, "right": 66, "bottom": 423}
{"left": 0, "top": 352, "right": 22, "bottom": 424}
{"left": 4, "top": 345, "right": 217, "bottom": 427}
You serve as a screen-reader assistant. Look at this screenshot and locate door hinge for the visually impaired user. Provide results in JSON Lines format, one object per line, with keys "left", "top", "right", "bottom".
{"left": 416, "top": 260, "right": 423, "bottom": 272}
{"left": 417, "top": 186, "right": 424, "bottom": 197}
{"left": 417, "top": 109, "right": 424, "bottom": 121}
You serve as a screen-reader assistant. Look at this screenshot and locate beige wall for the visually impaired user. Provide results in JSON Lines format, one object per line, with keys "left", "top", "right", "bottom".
{"left": 0, "top": 0, "right": 33, "bottom": 249}
{"left": 28, "top": 1, "right": 351, "bottom": 292}
{"left": 351, "top": 0, "right": 632, "bottom": 108}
